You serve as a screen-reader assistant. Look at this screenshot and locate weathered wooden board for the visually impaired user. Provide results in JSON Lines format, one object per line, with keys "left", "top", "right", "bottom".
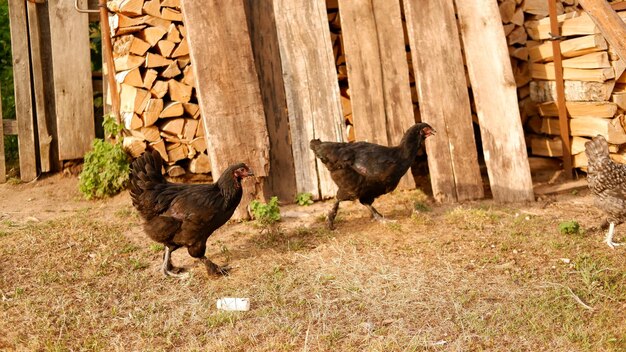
{"left": 244, "top": 0, "right": 298, "bottom": 202}
{"left": 181, "top": 0, "right": 270, "bottom": 218}
{"left": 48, "top": 0, "right": 95, "bottom": 161}
{"left": 0, "top": 84, "right": 5, "bottom": 183}
{"left": 579, "top": 0, "right": 626, "bottom": 63}
{"left": 338, "top": 0, "right": 415, "bottom": 189}
{"left": 404, "top": 0, "right": 484, "bottom": 203}
{"left": 272, "top": 0, "right": 345, "bottom": 199}
{"left": 8, "top": 0, "right": 38, "bottom": 181}
{"left": 27, "top": 1, "right": 52, "bottom": 172}
{"left": 456, "top": 0, "right": 534, "bottom": 202}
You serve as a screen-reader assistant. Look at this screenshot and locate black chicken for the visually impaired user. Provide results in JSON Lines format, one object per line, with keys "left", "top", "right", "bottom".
{"left": 585, "top": 135, "right": 624, "bottom": 249}
{"left": 129, "top": 150, "right": 254, "bottom": 277}
{"left": 310, "top": 123, "right": 436, "bottom": 229}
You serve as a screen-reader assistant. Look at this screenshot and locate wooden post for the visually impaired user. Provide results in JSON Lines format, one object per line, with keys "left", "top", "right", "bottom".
{"left": 455, "top": 0, "right": 535, "bottom": 202}
{"left": 271, "top": 0, "right": 345, "bottom": 200}
{"left": 48, "top": 0, "right": 95, "bottom": 161}
{"left": 27, "top": 1, "right": 52, "bottom": 172}
{"left": 8, "top": 0, "right": 38, "bottom": 181}
{"left": 99, "top": 0, "right": 121, "bottom": 123}
{"left": 181, "top": 0, "right": 271, "bottom": 218}
{"left": 338, "top": 0, "right": 416, "bottom": 189}
{"left": 0, "top": 83, "right": 5, "bottom": 183}
{"left": 403, "top": 0, "right": 484, "bottom": 203}
{"left": 244, "top": 0, "right": 298, "bottom": 202}
{"left": 548, "top": 0, "right": 573, "bottom": 178}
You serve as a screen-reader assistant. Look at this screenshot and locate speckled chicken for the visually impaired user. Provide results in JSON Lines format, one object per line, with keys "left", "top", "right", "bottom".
{"left": 129, "top": 150, "right": 254, "bottom": 277}
{"left": 310, "top": 123, "right": 436, "bottom": 229}
{"left": 585, "top": 135, "right": 624, "bottom": 249}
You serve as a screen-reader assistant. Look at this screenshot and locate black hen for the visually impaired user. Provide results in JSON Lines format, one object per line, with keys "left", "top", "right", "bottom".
{"left": 310, "top": 123, "right": 436, "bottom": 229}
{"left": 129, "top": 150, "right": 254, "bottom": 277}
{"left": 585, "top": 135, "right": 624, "bottom": 248}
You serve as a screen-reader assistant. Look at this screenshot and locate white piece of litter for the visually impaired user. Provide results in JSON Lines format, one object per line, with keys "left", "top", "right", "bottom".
{"left": 216, "top": 297, "right": 250, "bottom": 311}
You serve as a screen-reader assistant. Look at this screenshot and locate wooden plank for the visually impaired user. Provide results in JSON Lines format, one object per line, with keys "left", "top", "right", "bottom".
{"left": 27, "top": 1, "right": 52, "bottom": 172}
{"left": 0, "top": 84, "right": 4, "bottom": 183}
{"left": 244, "top": 0, "right": 297, "bottom": 202}
{"left": 455, "top": 0, "right": 534, "bottom": 202}
{"left": 2, "top": 120, "right": 18, "bottom": 135}
{"left": 271, "top": 0, "right": 345, "bottom": 199}
{"left": 181, "top": 0, "right": 270, "bottom": 218}
{"left": 48, "top": 0, "right": 95, "bottom": 160}
{"left": 578, "top": 0, "right": 626, "bottom": 63}
{"left": 338, "top": 0, "right": 415, "bottom": 189}
{"left": 404, "top": 0, "right": 484, "bottom": 203}
{"left": 8, "top": 0, "right": 38, "bottom": 181}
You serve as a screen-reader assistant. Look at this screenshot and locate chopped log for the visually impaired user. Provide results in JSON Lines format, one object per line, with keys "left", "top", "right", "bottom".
{"left": 161, "top": 8, "right": 183, "bottom": 21}
{"left": 167, "top": 165, "right": 185, "bottom": 177}
{"left": 123, "top": 136, "right": 147, "bottom": 158}
{"left": 142, "top": 126, "right": 161, "bottom": 142}
{"left": 150, "top": 80, "right": 169, "bottom": 98}
{"left": 144, "top": 16, "right": 171, "bottom": 30}
{"left": 177, "top": 24, "right": 187, "bottom": 37}
{"left": 162, "top": 0, "right": 181, "bottom": 8}
{"left": 499, "top": 0, "right": 517, "bottom": 24}
{"left": 156, "top": 40, "right": 176, "bottom": 57}
{"left": 509, "top": 46, "right": 529, "bottom": 61}
{"left": 123, "top": 112, "right": 143, "bottom": 130}
{"left": 109, "top": 14, "right": 146, "bottom": 33}
{"left": 159, "top": 101, "right": 184, "bottom": 118}
{"left": 113, "top": 34, "right": 150, "bottom": 57}
{"left": 182, "top": 102, "right": 200, "bottom": 118}
{"left": 166, "top": 23, "right": 181, "bottom": 43}
{"left": 114, "top": 54, "right": 145, "bottom": 71}
{"left": 107, "top": 0, "right": 144, "bottom": 16}
{"left": 613, "top": 92, "right": 626, "bottom": 110}
{"left": 190, "top": 136, "right": 206, "bottom": 152}
{"left": 160, "top": 61, "right": 181, "bottom": 78}
{"left": 142, "top": 0, "right": 160, "bottom": 17}
{"left": 120, "top": 84, "right": 150, "bottom": 113}
{"left": 142, "top": 68, "right": 158, "bottom": 89}
{"left": 142, "top": 98, "right": 164, "bottom": 126}
{"left": 535, "top": 116, "right": 626, "bottom": 144}
{"left": 530, "top": 135, "right": 615, "bottom": 157}
{"left": 195, "top": 117, "right": 204, "bottom": 137}
{"left": 181, "top": 65, "right": 194, "bottom": 86}
{"left": 578, "top": 1, "right": 626, "bottom": 64}
{"left": 183, "top": 118, "right": 198, "bottom": 141}
{"left": 160, "top": 132, "right": 181, "bottom": 143}
{"left": 512, "top": 60, "right": 532, "bottom": 87}
{"left": 149, "top": 138, "right": 169, "bottom": 161}
{"left": 176, "top": 55, "right": 191, "bottom": 68}
{"left": 530, "top": 80, "right": 614, "bottom": 102}
{"left": 511, "top": 6, "right": 524, "bottom": 26}
{"left": 145, "top": 52, "right": 173, "bottom": 68}
{"left": 406, "top": 0, "right": 484, "bottom": 202}
{"left": 525, "top": 11, "right": 594, "bottom": 40}
{"left": 538, "top": 101, "right": 617, "bottom": 118}
{"left": 507, "top": 26, "right": 527, "bottom": 45}
{"left": 166, "top": 143, "right": 187, "bottom": 162}
{"left": 115, "top": 67, "right": 143, "bottom": 87}
{"left": 171, "top": 39, "right": 189, "bottom": 58}
{"left": 138, "top": 27, "right": 167, "bottom": 46}
{"left": 559, "top": 51, "right": 611, "bottom": 68}
{"left": 528, "top": 156, "right": 563, "bottom": 174}
{"left": 523, "top": 0, "right": 563, "bottom": 16}
{"left": 189, "top": 153, "right": 211, "bottom": 173}
{"left": 503, "top": 23, "right": 516, "bottom": 36}
{"left": 531, "top": 64, "right": 614, "bottom": 81}
{"left": 529, "top": 34, "right": 607, "bottom": 62}
{"left": 456, "top": 0, "right": 534, "bottom": 202}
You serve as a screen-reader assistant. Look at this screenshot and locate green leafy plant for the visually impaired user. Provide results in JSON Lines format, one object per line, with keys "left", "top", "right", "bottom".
{"left": 250, "top": 196, "right": 281, "bottom": 225}
{"left": 79, "top": 115, "right": 130, "bottom": 199}
{"left": 559, "top": 221, "right": 581, "bottom": 236}
{"left": 295, "top": 192, "right": 314, "bottom": 206}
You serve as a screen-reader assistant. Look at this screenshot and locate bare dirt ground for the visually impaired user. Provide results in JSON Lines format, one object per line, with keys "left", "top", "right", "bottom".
{"left": 0, "top": 174, "right": 624, "bottom": 351}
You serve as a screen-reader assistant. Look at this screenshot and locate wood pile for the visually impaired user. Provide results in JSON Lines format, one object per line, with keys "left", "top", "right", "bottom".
{"left": 326, "top": 0, "right": 420, "bottom": 143}
{"left": 106, "top": 0, "right": 210, "bottom": 176}
{"left": 504, "top": 0, "right": 626, "bottom": 169}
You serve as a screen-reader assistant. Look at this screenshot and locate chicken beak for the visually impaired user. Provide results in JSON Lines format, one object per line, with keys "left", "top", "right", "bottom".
{"left": 425, "top": 127, "right": 437, "bottom": 138}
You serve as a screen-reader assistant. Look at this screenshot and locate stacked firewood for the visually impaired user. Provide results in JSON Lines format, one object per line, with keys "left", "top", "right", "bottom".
{"left": 505, "top": 0, "right": 626, "bottom": 169}
{"left": 106, "top": 0, "right": 210, "bottom": 177}
{"left": 325, "top": 1, "right": 420, "bottom": 143}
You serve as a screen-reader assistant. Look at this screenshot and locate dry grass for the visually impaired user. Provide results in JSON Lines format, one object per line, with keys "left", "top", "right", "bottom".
{"left": 0, "top": 188, "right": 625, "bottom": 351}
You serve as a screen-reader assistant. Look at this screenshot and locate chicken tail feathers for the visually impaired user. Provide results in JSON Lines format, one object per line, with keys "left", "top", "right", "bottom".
{"left": 585, "top": 135, "right": 610, "bottom": 164}
{"left": 129, "top": 150, "right": 167, "bottom": 219}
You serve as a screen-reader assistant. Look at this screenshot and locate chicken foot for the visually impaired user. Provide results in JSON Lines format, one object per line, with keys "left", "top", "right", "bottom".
{"left": 161, "top": 246, "right": 189, "bottom": 279}
{"left": 605, "top": 222, "right": 623, "bottom": 249}
{"left": 201, "top": 257, "right": 231, "bottom": 276}
{"left": 365, "top": 204, "right": 396, "bottom": 224}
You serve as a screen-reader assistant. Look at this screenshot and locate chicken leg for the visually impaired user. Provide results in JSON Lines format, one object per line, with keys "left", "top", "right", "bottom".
{"left": 365, "top": 204, "right": 396, "bottom": 224}
{"left": 161, "top": 246, "right": 188, "bottom": 279}
{"left": 605, "top": 222, "right": 622, "bottom": 249}
{"left": 327, "top": 200, "right": 341, "bottom": 230}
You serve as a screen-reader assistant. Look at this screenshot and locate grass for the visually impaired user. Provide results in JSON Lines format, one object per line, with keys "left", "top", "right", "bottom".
{"left": 0, "top": 191, "right": 624, "bottom": 351}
